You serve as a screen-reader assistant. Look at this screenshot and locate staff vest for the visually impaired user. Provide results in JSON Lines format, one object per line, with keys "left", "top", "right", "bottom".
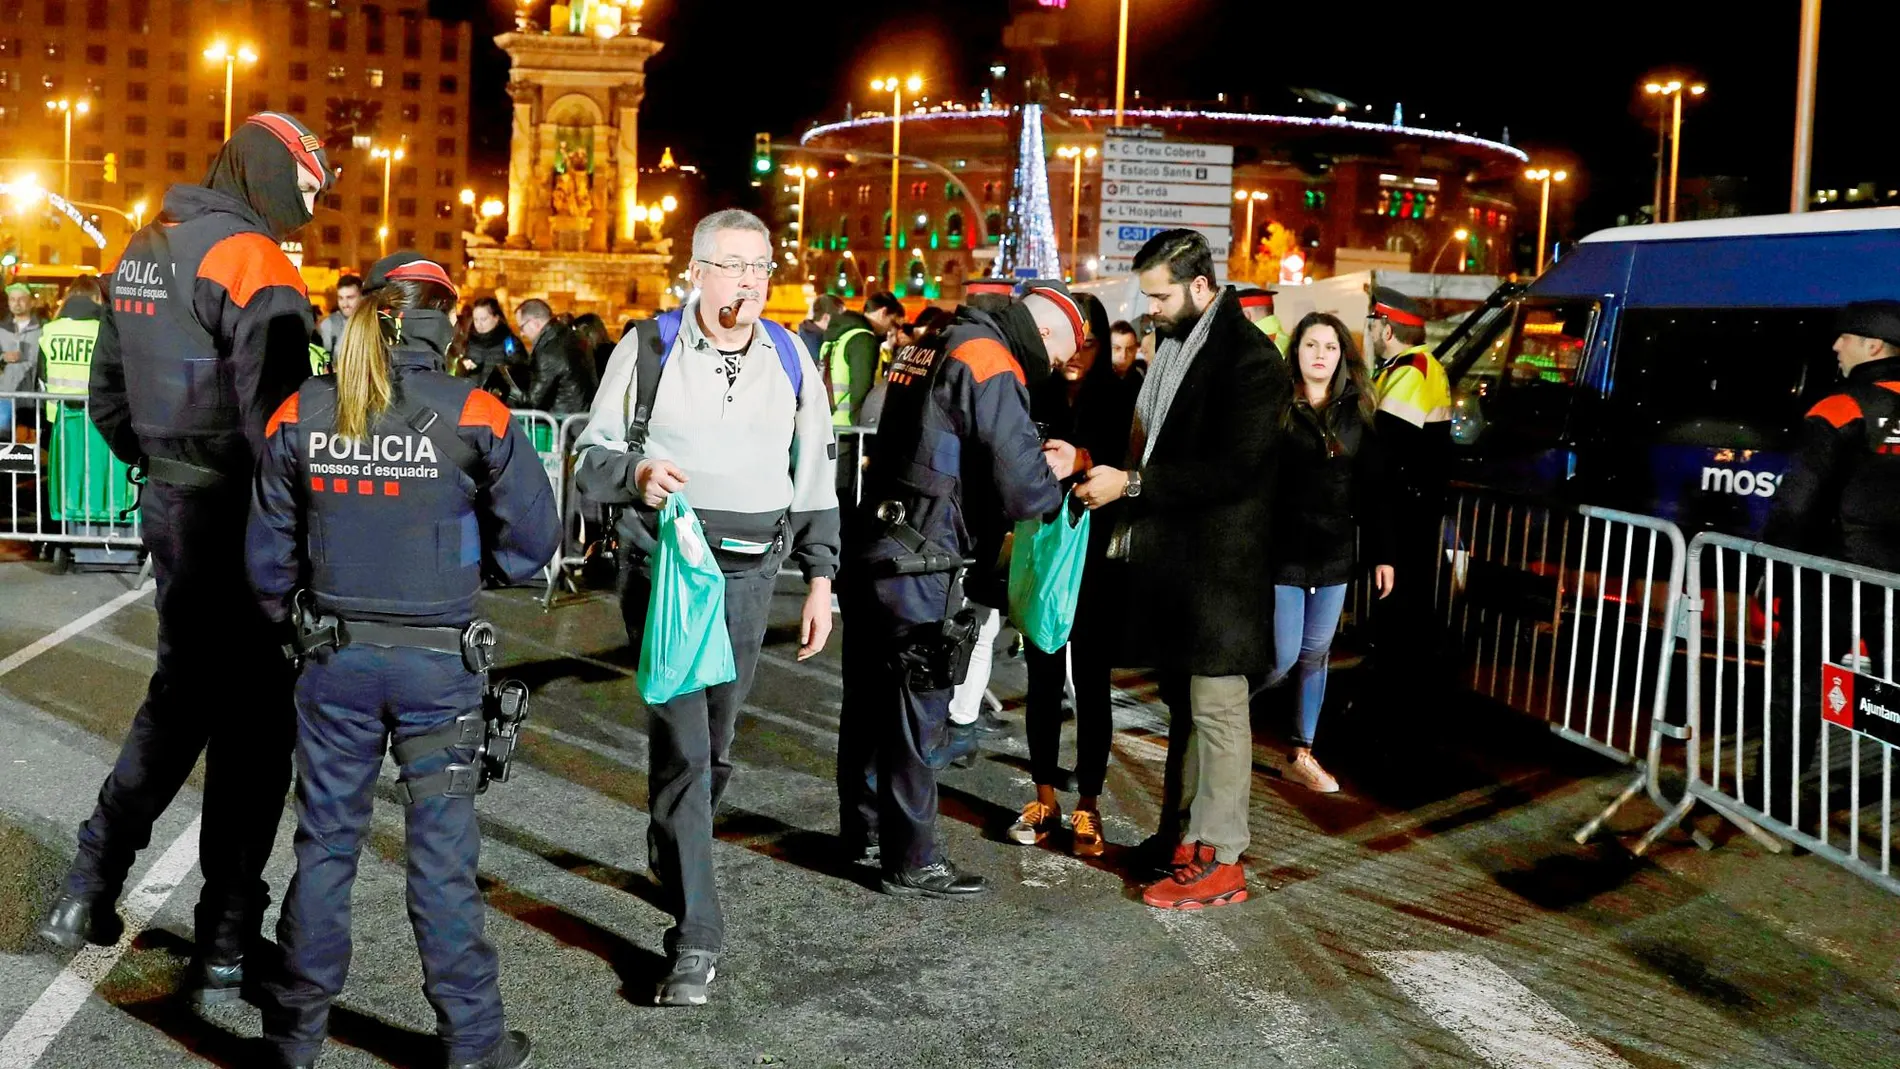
{"left": 1374, "top": 343, "right": 1452, "bottom": 427}
{"left": 38, "top": 316, "right": 100, "bottom": 420}
{"left": 819, "top": 325, "right": 874, "bottom": 426}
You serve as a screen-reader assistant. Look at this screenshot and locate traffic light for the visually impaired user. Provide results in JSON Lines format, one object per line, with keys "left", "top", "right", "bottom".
{"left": 103, "top": 152, "right": 117, "bottom": 183}
{"left": 752, "top": 132, "right": 773, "bottom": 177}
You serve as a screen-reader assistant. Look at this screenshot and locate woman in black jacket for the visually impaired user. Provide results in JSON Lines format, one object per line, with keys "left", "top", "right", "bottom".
{"left": 1008, "top": 292, "right": 1141, "bottom": 857}
{"left": 1266, "top": 312, "right": 1395, "bottom": 793}
{"left": 460, "top": 297, "right": 526, "bottom": 399}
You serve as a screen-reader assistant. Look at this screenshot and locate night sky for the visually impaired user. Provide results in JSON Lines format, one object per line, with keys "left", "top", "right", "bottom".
{"left": 441, "top": 0, "right": 1898, "bottom": 238}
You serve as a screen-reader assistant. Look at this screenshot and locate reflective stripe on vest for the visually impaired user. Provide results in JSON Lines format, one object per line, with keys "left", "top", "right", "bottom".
{"left": 39, "top": 317, "right": 100, "bottom": 419}
{"left": 820, "top": 326, "right": 873, "bottom": 426}
{"left": 308, "top": 342, "right": 331, "bottom": 376}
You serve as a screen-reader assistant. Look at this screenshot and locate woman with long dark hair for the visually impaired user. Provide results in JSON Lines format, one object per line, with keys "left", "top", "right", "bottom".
{"left": 247, "top": 252, "right": 558, "bottom": 1069}
{"left": 1265, "top": 312, "right": 1394, "bottom": 793}
{"left": 1007, "top": 291, "right": 1141, "bottom": 856}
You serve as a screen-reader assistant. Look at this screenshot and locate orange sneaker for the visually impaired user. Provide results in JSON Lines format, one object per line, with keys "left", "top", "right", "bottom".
{"left": 1008, "top": 800, "right": 1062, "bottom": 846}
{"left": 1070, "top": 809, "right": 1104, "bottom": 858}
{"left": 1142, "top": 845, "right": 1248, "bottom": 910}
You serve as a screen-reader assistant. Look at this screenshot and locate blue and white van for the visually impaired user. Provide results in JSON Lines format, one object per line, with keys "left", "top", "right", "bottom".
{"left": 1440, "top": 209, "right": 1900, "bottom": 536}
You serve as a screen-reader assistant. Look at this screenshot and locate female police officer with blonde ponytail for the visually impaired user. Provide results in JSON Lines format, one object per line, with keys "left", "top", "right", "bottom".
{"left": 246, "top": 252, "right": 558, "bottom": 1069}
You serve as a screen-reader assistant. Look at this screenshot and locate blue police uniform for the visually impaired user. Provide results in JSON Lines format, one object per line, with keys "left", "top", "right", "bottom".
{"left": 838, "top": 300, "right": 1063, "bottom": 891}
{"left": 246, "top": 282, "right": 559, "bottom": 1068}
{"left": 41, "top": 114, "right": 332, "bottom": 999}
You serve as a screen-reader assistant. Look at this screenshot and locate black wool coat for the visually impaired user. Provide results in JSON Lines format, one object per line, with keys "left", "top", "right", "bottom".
{"left": 1116, "top": 288, "right": 1292, "bottom": 676}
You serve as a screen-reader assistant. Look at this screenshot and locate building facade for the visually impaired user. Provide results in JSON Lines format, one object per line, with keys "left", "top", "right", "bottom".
{"left": 0, "top": 0, "right": 470, "bottom": 290}
{"left": 793, "top": 105, "right": 1527, "bottom": 299}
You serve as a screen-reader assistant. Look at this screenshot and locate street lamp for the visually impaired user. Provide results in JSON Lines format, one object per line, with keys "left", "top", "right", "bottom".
{"left": 1115, "top": 0, "right": 1132, "bottom": 126}
{"left": 459, "top": 188, "right": 476, "bottom": 207}
{"left": 1233, "top": 188, "right": 1268, "bottom": 278}
{"left": 1056, "top": 145, "right": 1097, "bottom": 280}
{"left": 1643, "top": 79, "right": 1704, "bottom": 223}
{"left": 132, "top": 199, "right": 148, "bottom": 229}
{"left": 44, "top": 98, "right": 89, "bottom": 199}
{"left": 783, "top": 163, "right": 820, "bottom": 278}
{"left": 204, "top": 40, "right": 259, "bottom": 142}
{"left": 370, "top": 142, "right": 405, "bottom": 255}
{"left": 871, "top": 74, "right": 922, "bottom": 291}
{"left": 1524, "top": 167, "right": 1568, "bottom": 275}
{"left": 1429, "top": 227, "right": 1472, "bottom": 274}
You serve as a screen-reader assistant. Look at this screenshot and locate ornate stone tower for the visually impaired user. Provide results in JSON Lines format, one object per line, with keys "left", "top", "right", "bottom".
{"left": 465, "top": 6, "right": 672, "bottom": 321}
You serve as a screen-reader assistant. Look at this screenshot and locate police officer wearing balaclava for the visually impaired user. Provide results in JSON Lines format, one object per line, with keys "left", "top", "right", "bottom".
{"left": 39, "top": 113, "right": 333, "bottom": 1007}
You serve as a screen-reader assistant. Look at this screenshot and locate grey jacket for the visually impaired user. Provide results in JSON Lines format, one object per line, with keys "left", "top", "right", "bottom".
{"left": 574, "top": 299, "right": 841, "bottom": 580}
{"left": 0, "top": 315, "right": 43, "bottom": 393}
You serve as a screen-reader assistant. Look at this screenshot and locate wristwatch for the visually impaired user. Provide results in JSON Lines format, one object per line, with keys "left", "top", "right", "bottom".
{"left": 1124, "top": 470, "right": 1143, "bottom": 499}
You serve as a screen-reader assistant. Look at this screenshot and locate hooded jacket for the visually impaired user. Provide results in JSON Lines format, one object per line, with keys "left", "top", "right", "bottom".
{"left": 852, "top": 300, "right": 1063, "bottom": 604}
{"left": 247, "top": 308, "right": 561, "bottom": 627}
{"left": 89, "top": 113, "right": 331, "bottom": 479}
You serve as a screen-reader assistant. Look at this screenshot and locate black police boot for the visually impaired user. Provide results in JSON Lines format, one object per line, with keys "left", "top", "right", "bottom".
{"left": 970, "top": 703, "right": 1009, "bottom": 735}
{"left": 38, "top": 895, "right": 124, "bottom": 950}
{"left": 880, "top": 860, "right": 989, "bottom": 898}
{"left": 655, "top": 949, "right": 719, "bottom": 1007}
{"left": 449, "top": 1030, "right": 533, "bottom": 1069}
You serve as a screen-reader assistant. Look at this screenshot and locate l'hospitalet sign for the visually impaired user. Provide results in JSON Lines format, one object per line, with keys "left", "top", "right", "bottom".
{"left": 1822, "top": 662, "right": 1900, "bottom": 747}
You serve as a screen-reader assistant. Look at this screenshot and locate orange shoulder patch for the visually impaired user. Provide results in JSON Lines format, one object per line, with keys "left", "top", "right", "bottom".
{"left": 198, "top": 232, "right": 307, "bottom": 308}
{"left": 460, "top": 388, "right": 513, "bottom": 437}
{"left": 265, "top": 392, "right": 300, "bottom": 438}
{"left": 949, "top": 338, "right": 1025, "bottom": 385}
{"left": 1808, "top": 394, "right": 1863, "bottom": 429}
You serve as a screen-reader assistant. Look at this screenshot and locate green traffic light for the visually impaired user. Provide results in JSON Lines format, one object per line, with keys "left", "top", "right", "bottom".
{"left": 754, "top": 158, "right": 772, "bottom": 173}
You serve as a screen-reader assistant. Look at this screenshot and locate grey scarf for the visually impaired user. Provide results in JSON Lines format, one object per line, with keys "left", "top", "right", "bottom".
{"left": 1131, "top": 285, "right": 1229, "bottom": 466}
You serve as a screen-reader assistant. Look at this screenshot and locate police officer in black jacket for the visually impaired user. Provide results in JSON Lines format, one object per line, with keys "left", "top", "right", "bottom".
{"left": 40, "top": 113, "right": 331, "bottom": 1003}
{"left": 247, "top": 253, "right": 558, "bottom": 1069}
{"left": 837, "top": 281, "right": 1086, "bottom": 896}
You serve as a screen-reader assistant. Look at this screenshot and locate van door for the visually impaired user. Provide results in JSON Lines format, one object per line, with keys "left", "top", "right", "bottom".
{"left": 1443, "top": 295, "right": 1602, "bottom": 495}
{"left": 1602, "top": 307, "right": 1841, "bottom": 535}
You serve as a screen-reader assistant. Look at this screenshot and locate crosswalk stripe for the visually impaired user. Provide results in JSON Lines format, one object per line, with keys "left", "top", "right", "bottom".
{"left": 1372, "top": 951, "right": 1636, "bottom": 1069}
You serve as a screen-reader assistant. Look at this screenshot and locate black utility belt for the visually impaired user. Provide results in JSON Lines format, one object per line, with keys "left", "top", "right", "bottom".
{"left": 281, "top": 591, "right": 499, "bottom": 674}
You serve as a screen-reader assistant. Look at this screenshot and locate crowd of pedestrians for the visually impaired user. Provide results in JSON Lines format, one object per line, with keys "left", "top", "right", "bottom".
{"left": 11, "top": 107, "right": 1428, "bottom": 1065}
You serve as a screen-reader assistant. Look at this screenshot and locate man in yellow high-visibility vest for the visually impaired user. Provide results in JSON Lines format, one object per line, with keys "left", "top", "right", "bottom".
{"left": 820, "top": 291, "right": 903, "bottom": 496}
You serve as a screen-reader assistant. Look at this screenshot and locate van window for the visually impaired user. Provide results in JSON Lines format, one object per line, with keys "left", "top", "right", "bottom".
{"left": 1610, "top": 308, "right": 1840, "bottom": 448}
{"left": 1448, "top": 298, "right": 1598, "bottom": 447}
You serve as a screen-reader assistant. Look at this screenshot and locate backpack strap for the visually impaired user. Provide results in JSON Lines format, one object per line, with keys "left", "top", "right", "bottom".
{"left": 758, "top": 318, "right": 806, "bottom": 404}
{"left": 625, "top": 306, "right": 684, "bottom": 453}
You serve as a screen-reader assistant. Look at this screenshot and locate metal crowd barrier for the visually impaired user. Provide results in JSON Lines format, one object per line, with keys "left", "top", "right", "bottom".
{"left": 0, "top": 390, "right": 144, "bottom": 564}
{"left": 506, "top": 408, "right": 565, "bottom": 596}
{"left": 836, "top": 424, "right": 876, "bottom": 505}
{"left": 1438, "top": 489, "right": 1688, "bottom": 844}
{"left": 544, "top": 412, "right": 599, "bottom": 608}
{"left": 1639, "top": 534, "right": 1900, "bottom": 894}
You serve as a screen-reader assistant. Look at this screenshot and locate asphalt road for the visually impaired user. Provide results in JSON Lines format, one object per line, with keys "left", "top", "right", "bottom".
{"left": 0, "top": 562, "right": 1896, "bottom": 1069}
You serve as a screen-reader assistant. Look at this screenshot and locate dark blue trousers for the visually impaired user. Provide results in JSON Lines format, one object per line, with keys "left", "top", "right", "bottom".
{"left": 263, "top": 644, "right": 503, "bottom": 1066}
{"left": 837, "top": 570, "right": 956, "bottom": 873}
{"left": 64, "top": 479, "right": 294, "bottom": 961}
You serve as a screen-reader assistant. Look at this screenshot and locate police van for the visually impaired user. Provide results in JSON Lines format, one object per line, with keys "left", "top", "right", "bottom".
{"left": 1440, "top": 209, "right": 1900, "bottom": 536}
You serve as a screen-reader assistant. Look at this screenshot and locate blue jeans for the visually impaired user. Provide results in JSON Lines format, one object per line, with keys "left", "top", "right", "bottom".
{"left": 1267, "top": 584, "right": 1348, "bottom": 749}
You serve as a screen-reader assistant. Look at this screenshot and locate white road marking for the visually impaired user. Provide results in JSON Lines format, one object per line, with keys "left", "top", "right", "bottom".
{"left": 1149, "top": 909, "right": 1354, "bottom": 1068}
{"left": 0, "top": 815, "right": 202, "bottom": 1069}
{"left": 1017, "top": 848, "right": 1081, "bottom": 889}
{"left": 1372, "top": 951, "right": 1636, "bottom": 1069}
{"left": 0, "top": 582, "right": 152, "bottom": 681}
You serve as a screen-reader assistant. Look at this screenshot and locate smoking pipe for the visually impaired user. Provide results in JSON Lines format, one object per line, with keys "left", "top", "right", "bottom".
{"left": 717, "top": 296, "right": 747, "bottom": 330}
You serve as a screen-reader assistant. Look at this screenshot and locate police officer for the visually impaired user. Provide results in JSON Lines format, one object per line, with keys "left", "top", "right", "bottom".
{"left": 247, "top": 252, "right": 558, "bottom": 1069}
{"left": 1766, "top": 300, "right": 1900, "bottom": 571}
{"left": 837, "top": 281, "right": 1085, "bottom": 896}
{"left": 1236, "top": 286, "right": 1286, "bottom": 352}
{"left": 40, "top": 113, "right": 331, "bottom": 1004}
{"left": 1365, "top": 285, "right": 1452, "bottom": 705}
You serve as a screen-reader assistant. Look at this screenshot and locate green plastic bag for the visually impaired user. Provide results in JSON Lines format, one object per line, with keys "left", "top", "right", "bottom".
{"left": 1008, "top": 495, "right": 1092, "bottom": 655}
{"left": 636, "top": 493, "right": 737, "bottom": 705}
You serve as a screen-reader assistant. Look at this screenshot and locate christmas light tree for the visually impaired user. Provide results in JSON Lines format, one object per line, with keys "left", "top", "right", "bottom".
{"left": 997, "top": 103, "right": 1062, "bottom": 280}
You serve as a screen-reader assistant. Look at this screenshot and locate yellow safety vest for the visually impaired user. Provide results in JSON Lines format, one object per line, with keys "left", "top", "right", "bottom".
{"left": 308, "top": 342, "right": 331, "bottom": 376}
{"left": 1373, "top": 343, "right": 1453, "bottom": 428}
{"left": 1254, "top": 313, "right": 1286, "bottom": 354}
{"left": 38, "top": 316, "right": 99, "bottom": 420}
{"left": 819, "top": 325, "right": 873, "bottom": 427}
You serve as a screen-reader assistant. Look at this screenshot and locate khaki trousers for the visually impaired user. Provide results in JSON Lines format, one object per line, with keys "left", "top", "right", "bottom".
{"left": 1157, "top": 674, "right": 1252, "bottom": 865}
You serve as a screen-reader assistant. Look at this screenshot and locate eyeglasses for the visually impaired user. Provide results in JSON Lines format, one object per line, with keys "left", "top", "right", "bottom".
{"left": 696, "top": 258, "right": 778, "bottom": 280}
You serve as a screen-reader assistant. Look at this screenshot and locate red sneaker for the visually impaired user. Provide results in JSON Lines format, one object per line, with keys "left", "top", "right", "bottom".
{"left": 1142, "top": 845, "right": 1248, "bottom": 910}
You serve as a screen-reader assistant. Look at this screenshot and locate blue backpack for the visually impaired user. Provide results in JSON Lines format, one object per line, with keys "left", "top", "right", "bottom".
{"left": 626, "top": 306, "right": 804, "bottom": 450}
